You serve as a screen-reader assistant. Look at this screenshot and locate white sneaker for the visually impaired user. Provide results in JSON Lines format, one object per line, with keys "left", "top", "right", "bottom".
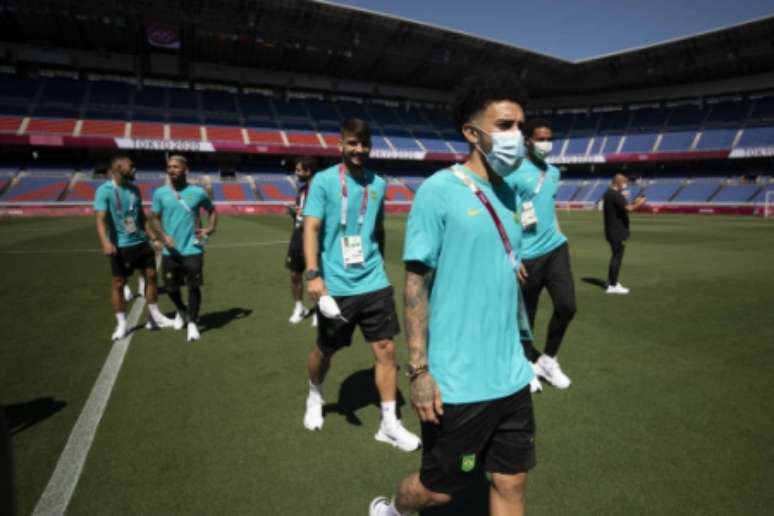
{"left": 186, "top": 322, "right": 200, "bottom": 342}
{"left": 369, "top": 496, "right": 392, "bottom": 516}
{"left": 288, "top": 305, "right": 310, "bottom": 324}
{"left": 311, "top": 313, "right": 318, "bottom": 327}
{"left": 172, "top": 312, "right": 185, "bottom": 330}
{"left": 151, "top": 313, "right": 176, "bottom": 329}
{"left": 529, "top": 363, "right": 543, "bottom": 394}
{"left": 123, "top": 285, "right": 133, "bottom": 302}
{"left": 374, "top": 420, "right": 422, "bottom": 452}
{"left": 111, "top": 323, "right": 127, "bottom": 341}
{"left": 303, "top": 396, "right": 324, "bottom": 431}
{"left": 535, "top": 355, "right": 571, "bottom": 389}
{"left": 606, "top": 283, "right": 630, "bottom": 295}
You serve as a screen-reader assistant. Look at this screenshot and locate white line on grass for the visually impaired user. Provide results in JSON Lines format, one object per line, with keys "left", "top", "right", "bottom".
{"left": 32, "top": 298, "right": 146, "bottom": 516}
{"left": 0, "top": 240, "right": 288, "bottom": 255}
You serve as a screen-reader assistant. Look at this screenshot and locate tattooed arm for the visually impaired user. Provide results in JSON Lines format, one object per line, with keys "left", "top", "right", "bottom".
{"left": 405, "top": 260, "right": 443, "bottom": 425}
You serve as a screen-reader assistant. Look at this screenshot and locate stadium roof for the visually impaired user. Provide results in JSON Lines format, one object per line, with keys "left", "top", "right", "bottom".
{"left": 1, "top": 0, "right": 774, "bottom": 101}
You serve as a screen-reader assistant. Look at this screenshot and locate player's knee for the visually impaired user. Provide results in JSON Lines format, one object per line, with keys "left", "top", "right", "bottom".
{"left": 556, "top": 299, "right": 577, "bottom": 321}
{"left": 372, "top": 339, "right": 396, "bottom": 364}
{"left": 315, "top": 343, "right": 336, "bottom": 360}
{"left": 112, "top": 276, "right": 126, "bottom": 288}
{"left": 145, "top": 268, "right": 157, "bottom": 281}
{"left": 399, "top": 475, "right": 451, "bottom": 508}
{"left": 491, "top": 472, "right": 527, "bottom": 500}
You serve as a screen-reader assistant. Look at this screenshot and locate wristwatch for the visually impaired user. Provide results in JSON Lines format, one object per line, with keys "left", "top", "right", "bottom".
{"left": 305, "top": 269, "right": 321, "bottom": 281}
{"left": 405, "top": 363, "right": 429, "bottom": 381}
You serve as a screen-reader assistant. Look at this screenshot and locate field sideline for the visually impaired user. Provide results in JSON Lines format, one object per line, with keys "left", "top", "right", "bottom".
{"left": 1, "top": 212, "right": 773, "bottom": 516}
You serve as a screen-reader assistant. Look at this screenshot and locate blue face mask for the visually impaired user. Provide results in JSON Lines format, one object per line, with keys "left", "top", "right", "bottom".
{"left": 474, "top": 126, "right": 526, "bottom": 177}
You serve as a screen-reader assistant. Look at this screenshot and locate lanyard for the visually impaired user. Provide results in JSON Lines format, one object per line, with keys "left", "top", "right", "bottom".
{"left": 451, "top": 165, "right": 517, "bottom": 272}
{"left": 338, "top": 164, "right": 368, "bottom": 229}
{"left": 112, "top": 181, "right": 135, "bottom": 215}
{"left": 533, "top": 171, "right": 547, "bottom": 195}
{"left": 172, "top": 186, "right": 192, "bottom": 214}
{"left": 450, "top": 164, "right": 533, "bottom": 342}
{"left": 295, "top": 184, "right": 308, "bottom": 223}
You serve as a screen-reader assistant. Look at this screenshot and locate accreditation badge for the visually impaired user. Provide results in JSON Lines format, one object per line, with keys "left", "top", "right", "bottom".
{"left": 521, "top": 201, "right": 538, "bottom": 230}
{"left": 341, "top": 235, "right": 365, "bottom": 266}
{"left": 123, "top": 216, "right": 138, "bottom": 235}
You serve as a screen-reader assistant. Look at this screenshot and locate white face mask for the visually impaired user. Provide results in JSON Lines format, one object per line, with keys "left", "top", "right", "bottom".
{"left": 473, "top": 126, "right": 526, "bottom": 177}
{"left": 532, "top": 141, "right": 553, "bottom": 160}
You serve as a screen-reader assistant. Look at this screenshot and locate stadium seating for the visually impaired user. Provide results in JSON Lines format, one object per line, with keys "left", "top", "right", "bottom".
{"left": 640, "top": 180, "right": 683, "bottom": 202}
{"left": 0, "top": 175, "right": 69, "bottom": 202}
{"left": 712, "top": 184, "right": 760, "bottom": 203}
{"left": 251, "top": 174, "right": 296, "bottom": 201}
{"left": 211, "top": 182, "right": 257, "bottom": 202}
{"left": 671, "top": 180, "right": 722, "bottom": 202}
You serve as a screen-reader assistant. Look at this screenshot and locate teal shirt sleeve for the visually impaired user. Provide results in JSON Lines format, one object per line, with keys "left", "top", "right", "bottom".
{"left": 403, "top": 178, "right": 445, "bottom": 268}
{"left": 151, "top": 188, "right": 163, "bottom": 215}
{"left": 303, "top": 173, "right": 327, "bottom": 219}
{"left": 94, "top": 185, "right": 109, "bottom": 211}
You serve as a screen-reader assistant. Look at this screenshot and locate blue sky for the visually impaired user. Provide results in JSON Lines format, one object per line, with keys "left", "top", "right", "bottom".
{"left": 326, "top": 0, "right": 774, "bottom": 61}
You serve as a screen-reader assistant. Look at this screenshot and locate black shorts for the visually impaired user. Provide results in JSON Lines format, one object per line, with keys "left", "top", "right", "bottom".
{"left": 162, "top": 253, "right": 204, "bottom": 289}
{"left": 109, "top": 242, "right": 155, "bottom": 278}
{"left": 285, "top": 227, "right": 305, "bottom": 273}
{"left": 420, "top": 386, "right": 536, "bottom": 494}
{"left": 316, "top": 286, "right": 400, "bottom": 350}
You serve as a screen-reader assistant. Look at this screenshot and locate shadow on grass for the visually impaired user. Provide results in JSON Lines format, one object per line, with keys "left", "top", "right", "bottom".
{"left": 3, "top": 397, "right": 67, "bottom": 435}
{"left": 581, "top": 277, "right": 608, "bottom": 290}
{"left": 323, "top": 367, "right": 407, "bottom": 426}
{"left": 420, "top": 473, "right": 490, "bottom": 516}
{"left": 199, "top": 307, "right": 253, "bottom": 333}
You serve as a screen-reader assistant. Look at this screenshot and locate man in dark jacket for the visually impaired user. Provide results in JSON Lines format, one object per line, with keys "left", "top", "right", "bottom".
{"left": 603, "top": 174, "right": 646, "bottom": 294}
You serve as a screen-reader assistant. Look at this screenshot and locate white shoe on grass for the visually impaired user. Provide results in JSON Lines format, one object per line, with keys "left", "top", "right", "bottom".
{"left": 303, "top": 396, "right": 324, "bottom": 431}
{"left": 311, "top": 313, "right": 318, "bottom": 327}
{"left": 606, "top": 283, "right": 630, "bottom": 295}
{"left": 535, "top": 355, "right": 571, "bottom": 389}
{"left": 111, "top": 323, "right": 127, "bottom": 341}
{"left": 123, "top": 285, "right": 133, "bottom": 302}
{"left": 369, "top": 496, "right": 393, "bottom": 516}
{"left": 288, "top": 305, "right": 310, "bottom": 324}
{"left": 529, "top": 363, "right": 543, "bottom": 394}
{"left": 374, "top": 420, "right": 422, "bottom": 452}
{"left": 172, "top": 312, "right": 185, "bottom": 330}
{"left": 186, "top": 322, "right": 200, "bottom": 342}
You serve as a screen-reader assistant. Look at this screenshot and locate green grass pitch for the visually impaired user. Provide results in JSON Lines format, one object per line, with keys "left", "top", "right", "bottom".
{"left": 1, "top": 211, "right": 773, "bottom": 515}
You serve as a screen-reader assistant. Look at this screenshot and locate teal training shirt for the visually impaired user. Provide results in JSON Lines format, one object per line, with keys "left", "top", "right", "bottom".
{"left": 151, "top": 183, "right": 213, "bottom": 256}
{"left": 403, "top": 165, "right": 533, "bottom": 404}
{"left": 508, "top": 159, "right": 567, "bottom": 259}
{"left": 93, "top": 180, "right": 147, "bottom": 248}
{"left": 303, "top": 164, "right": 390, "bottom": 297}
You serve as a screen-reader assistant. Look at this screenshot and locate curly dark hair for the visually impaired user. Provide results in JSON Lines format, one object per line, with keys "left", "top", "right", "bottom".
{"left": 451, "top": 71, "right": 529, "bottom": 132}
{"left": 523, "top": 118, "right": 552, "bottom": 138}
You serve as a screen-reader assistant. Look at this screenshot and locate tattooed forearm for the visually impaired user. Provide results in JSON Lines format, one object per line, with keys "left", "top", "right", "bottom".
{"left": 404, "top": 262, "right": 432, "bottom": 365}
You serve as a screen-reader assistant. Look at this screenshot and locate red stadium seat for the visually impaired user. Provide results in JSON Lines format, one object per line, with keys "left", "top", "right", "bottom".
{"left": 25, "top": 118, "right": 77, "bottom": 135}
{"left": 258, "top": 184, "right": 295, "bottom": 201}
{"left": 169, "top": 124, "right": 202, "bottom": 140}
{"left": 65, "top": 181, "right": 99, "bottom": 201}
{"left": 386, "top": 184, "right": 415, "bottom": 201}
{"left": 286, "top": 131, "right": 322, "bottom": 147}
{"left": 246, "top": 129, "right": 284, "bottom": 145}
{"left": 206, "top": 126, "right": 243, "bottom": 143}
{"left": 0, "top": 116, "right": 23, "bottom": 133}
{"left": 131, "top": 122, "right": 165, "bottom": 139}
{"left": 81, "top": 120, "right": 126, "bottom": 138}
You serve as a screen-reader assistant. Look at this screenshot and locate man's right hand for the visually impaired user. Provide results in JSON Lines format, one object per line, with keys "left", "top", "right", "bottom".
{"left": 101, "top": 241, "right": 117, "bottom": 256}
{"left": 410, "top": 372, "right": 444, "bottom": 425}
{"left": 163, "top": 234, "right": 175, "bottom": 249}
{"left": 307, "top": 277, "right": 327, "bottom": 302}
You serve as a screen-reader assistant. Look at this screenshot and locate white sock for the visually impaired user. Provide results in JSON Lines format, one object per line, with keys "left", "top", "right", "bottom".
{"left": 138, "top": 277, "right": 146, "bottom": 294}
{"left": 294, "top": 300, "right": 304, "bottom": 311}
{"left": 388, "top": 499, "right": 409, "bottom": 516}
{"left": 381, "top": 400, "right": 398, "bottom": 426}
{"left": 147, "top": 303, "right": 164, "bottom": 320}
{"left": 308, "top": 380, "right": 323, "bottom": 402}
{"left": 115, "top": 312, "right": 126, "bottom": 326}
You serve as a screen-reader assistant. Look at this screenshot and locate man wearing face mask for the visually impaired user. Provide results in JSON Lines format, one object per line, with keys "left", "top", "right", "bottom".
{"left": 370, "top": 71, "right": 535, "bottom": 516}
{"left": 508, "top": 119, "right": 576, "bottom": 392}
{"left": 603, "top": 174, "right": 646, "bottom": 294}
{"left": 286, "top": 156, "right": 318, "bottom": 325}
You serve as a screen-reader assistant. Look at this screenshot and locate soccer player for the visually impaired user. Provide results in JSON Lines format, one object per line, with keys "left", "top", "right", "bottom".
{"left": 508, "top": 119, "right": 576, "bottom": 392}
{"left": 603, "top": 174, "right": 646, "bottom": 294}
{"left": 370, "top": 71, "right": 536, "bottom": 516}
{"left": 301, "top": 118, "right": 421, "bottom": 452}
{"left": 286, "top": 156, "right": 317, "bottom": 325}
{"left": 149, "top": 155, "right": 218, "bottom": 341}
{"left": 94, "top": 155, "right": 176, "bottom": 341}
{"left": 122, "top": 163, "right": 146, "bottom": 303}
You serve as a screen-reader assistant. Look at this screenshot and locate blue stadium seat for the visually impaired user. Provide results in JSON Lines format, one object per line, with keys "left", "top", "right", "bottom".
{"left": 736, "top": 126, "right": 774, "bottom": 147}
{"left": 621, "top": 133, "right": 657, "bottom": 153}
{"left": 275, "top": 100, "right": 309, "bottom": 119}
{"left": 556, "top": 183, "right": 581, "bottom": 201}
{"left": 0, "top": 75, "right": 41, "bottom": 102}
{"left": 564, "top": 137, "right": 591, "bottom": 156}
{"left": 336, "top": 101, "right": 368, "bottom": 120}
{"left": 307, "top": 100, "right": 340, "bottom": 123}
{"left": 88, "top": 81, "right": 133, "bottom": 108}
{"left": 629, "top": 107, "right": 667, "bottom": 129}
{"left": 367, "top": 104, "right": 403, "bottom": 126}
{"left": 40, "top": 78, "right": 87, "bottom": 106}
{"left": 569, "top": 113, "right": 599, "bottom": 134}
{"left": 705, "top": 100, "right": 750, "bottom": 126}
{"left": 200, "top": 90, "right": 238, "bottom": 113}
{"left": 641, "top": 181, "right": 683, "bottom": 202}
{"left": 749, "top": 97, "right": 774, "bottom": 122}
{"left": 168, "top": 89, "right": 200, "bottom": 111}
{"left": 672, "top": 181, "right": 720, "bottom": 202}
{"left": 240, "top": 95, "right": 275, "bottom": 120}
{"left": 696, "top": 128, "right": 738, "bottom": 150}
{"left": 597, "top": 111, "right": 630, "bottom": 133}
{"left": 658, "top": 130, "right": 696, "bottom": 152}
{"left": 667, "top": 104, "right": 705, "bottom": 127}
{"left": 134, "top": 86, "right": 168, "bottom": 109}
{"left": 712, "top": 184, "right": 760, "bottom": 202}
